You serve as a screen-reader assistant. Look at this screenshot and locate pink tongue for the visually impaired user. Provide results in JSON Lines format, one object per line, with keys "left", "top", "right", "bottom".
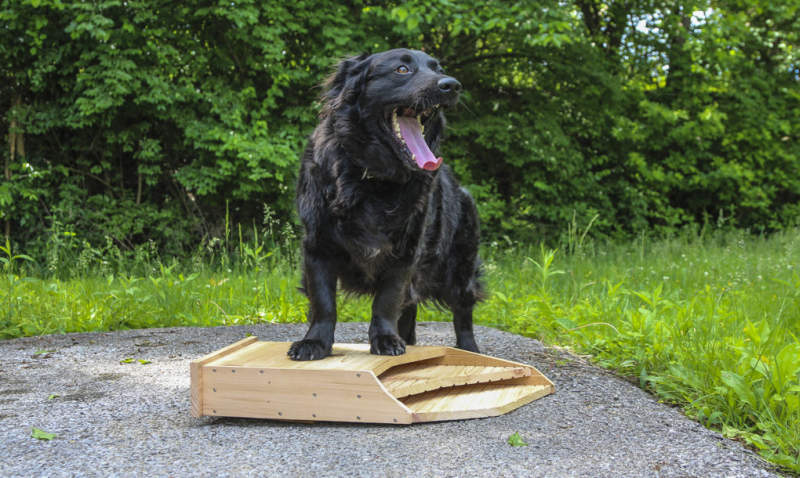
{"left": 397, "top": 116, "right": 442, "bottom": 171}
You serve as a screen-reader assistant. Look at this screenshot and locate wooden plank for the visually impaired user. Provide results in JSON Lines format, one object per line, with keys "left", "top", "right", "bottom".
{"left": 209, "top": 342, "right": 448, "bottom": 375}
{"left": 192, "top": 336, "right": 260, "bottom": 366}
{"left": 201, "top": 366, "right": 413, "bottom": 424}
{"left": 190, "top": 336, "right": 258, "bottom": 417}
{"left": 380, "top": 364, "right": 531, "bottom": 398}
{"left": 425, "top": 347, "right": 556, "bottom": 388}
{"left": 403, "top": 377, "right": 554, "bottom": 423}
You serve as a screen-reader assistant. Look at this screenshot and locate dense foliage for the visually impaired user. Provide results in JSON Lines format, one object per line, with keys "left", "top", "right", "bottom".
{"left": 1, "top": 0, "right": 799, "bottom": 259}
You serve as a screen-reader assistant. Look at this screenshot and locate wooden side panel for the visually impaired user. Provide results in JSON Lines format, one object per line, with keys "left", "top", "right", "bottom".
{"left": 209, "top": 342, "right": 448, "bottom": 375}
{"left": 404, "top": 377, "right": 554, "bottom": 423}
{"left": 380, "top": 364, "right": 531, "bottom": 398}
{"left": 190, "top": 336, "right": 258, "bottom": 418}
{"left": 201, "top": 366, "right": 413, "bottom": 424}
{"left": 190, "top": 361, "right": 203, "bottom": 418}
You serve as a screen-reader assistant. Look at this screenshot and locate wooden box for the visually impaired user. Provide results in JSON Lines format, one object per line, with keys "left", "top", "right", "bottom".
{"left": 190, "top": 337, "right": 554, "bottom": 424}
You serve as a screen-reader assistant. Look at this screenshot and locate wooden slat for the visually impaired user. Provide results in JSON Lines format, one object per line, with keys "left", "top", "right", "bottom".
{"left": 380, "top": 364, "right": 531, "bottom": 398}
{"left": 208, "top": 342, "right": 448, "bottom": 375}
{"left": 190, "top": 336, "right": 258, "bottom": 417}
{"left": 403, "top": 377, "right": 554, "bottom": 423}
{"left": 427, "top": 347, "right": 556, "bottom": 388}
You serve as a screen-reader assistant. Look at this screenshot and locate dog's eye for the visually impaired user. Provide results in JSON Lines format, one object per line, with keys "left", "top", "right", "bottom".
{"left": 395, "top": 65, "right": 410, "bottom": 74}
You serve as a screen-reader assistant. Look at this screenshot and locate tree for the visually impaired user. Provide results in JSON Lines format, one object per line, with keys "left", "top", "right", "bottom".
{"left": 1, "top": 0, "right": 798, "bottom": 260}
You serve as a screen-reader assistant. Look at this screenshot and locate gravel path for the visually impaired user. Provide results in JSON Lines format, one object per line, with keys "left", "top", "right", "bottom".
{"left": 0, "top": 323, "right": 778, "bottom": 477}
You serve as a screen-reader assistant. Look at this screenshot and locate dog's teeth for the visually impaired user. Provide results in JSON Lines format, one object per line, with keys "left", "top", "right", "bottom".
{"left": 392, "top": 109, "right": 402, "bottom": 138}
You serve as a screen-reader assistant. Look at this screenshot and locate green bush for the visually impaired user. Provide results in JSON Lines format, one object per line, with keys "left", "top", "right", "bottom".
{"left": 2, "top": 0, "right": 798, "bottom": 260}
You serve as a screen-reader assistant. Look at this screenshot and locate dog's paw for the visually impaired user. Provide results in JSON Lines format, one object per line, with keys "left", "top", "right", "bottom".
{"left": 370, "top": 334, "right": 406, "bottom": 356}
{"left": 287, "top": 339, "right": 331, "bottom": 361}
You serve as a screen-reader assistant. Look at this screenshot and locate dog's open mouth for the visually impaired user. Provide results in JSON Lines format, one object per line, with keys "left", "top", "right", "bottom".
{"left": 391, "top": 106, "right": 442, "bottom": 171}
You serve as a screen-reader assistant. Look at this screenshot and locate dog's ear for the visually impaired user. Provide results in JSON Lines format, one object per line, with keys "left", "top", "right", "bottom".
{"left": 320, "top": 53, "right": 372, "bottom": 116}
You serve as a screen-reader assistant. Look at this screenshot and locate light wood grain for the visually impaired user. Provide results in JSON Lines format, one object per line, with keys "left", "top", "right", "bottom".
{"left": 190, "top": 340, "right": 555, "bottom": 423}
{"left": 209, "top": 341, "right": 448, "bottom": 375}
{"left": 202, "top": 366, "right": 412, "bottom": 424}
{"left": 190, "top": 336, "right": 258, "bottom": 417}
{"left": 380, "top": 363, "right": 531, "bottom": 398}
{"left": 402, "top": 377, "right": 554, "bottom": 423}
{"left": 430, "top": 347, "right": 556, "bottom": 388}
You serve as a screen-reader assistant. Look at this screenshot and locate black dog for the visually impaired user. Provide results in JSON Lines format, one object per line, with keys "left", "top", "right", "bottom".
{"left": 288, "top": 48, "right": 485, "bottom": 361}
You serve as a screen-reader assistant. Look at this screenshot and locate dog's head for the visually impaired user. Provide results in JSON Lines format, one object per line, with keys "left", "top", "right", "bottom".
{"left": 320, "top": 48, "right": 462, "bottom": 177}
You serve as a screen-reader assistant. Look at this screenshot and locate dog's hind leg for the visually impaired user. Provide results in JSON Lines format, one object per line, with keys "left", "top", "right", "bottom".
{"left": 446, "top": 189, "right": 482, "bottom": 353}
{"left": 397, "top": 304, "right": 417, "bottom": 346}
{"left": 288, "top": 253, "right": 337, "bottom": 360}
{"left": 452, "top": 304, "right": 479, "bottom": 353}
{"left": 369, "top": 267, "right": 409, "bottom": 356}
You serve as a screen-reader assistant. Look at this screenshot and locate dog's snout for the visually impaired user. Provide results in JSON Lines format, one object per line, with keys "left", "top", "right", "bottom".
{"left": 438, "top": 77, "right": 462, "bottom": 94}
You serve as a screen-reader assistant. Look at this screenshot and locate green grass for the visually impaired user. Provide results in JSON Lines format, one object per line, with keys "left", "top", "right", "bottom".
{"left": 485, "top": 231, "right": 800, "bottom": 471}
{"left": 2, "top": 229, "right": 799, "bottom": 471}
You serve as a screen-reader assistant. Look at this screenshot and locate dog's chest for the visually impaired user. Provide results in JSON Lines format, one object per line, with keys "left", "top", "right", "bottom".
{"left": 333, "top": 182, "right": 429, "bottom": 266}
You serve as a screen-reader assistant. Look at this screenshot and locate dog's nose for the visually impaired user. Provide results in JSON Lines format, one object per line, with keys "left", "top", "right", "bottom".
{"left": 438, "top": 77, "right": 462, "bottom": 94}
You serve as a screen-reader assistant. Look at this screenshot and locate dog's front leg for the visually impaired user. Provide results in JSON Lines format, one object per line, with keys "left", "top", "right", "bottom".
{"left": 288, "top": 253, "right": 337, "bottom": 361}
{"left": 369, "top": 266, "right": 410, "bottom": 356}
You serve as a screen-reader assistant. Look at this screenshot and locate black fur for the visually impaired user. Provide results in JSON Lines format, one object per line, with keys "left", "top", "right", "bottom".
{"left": 288, "top": 48, "right": 485, "bottom": 361}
